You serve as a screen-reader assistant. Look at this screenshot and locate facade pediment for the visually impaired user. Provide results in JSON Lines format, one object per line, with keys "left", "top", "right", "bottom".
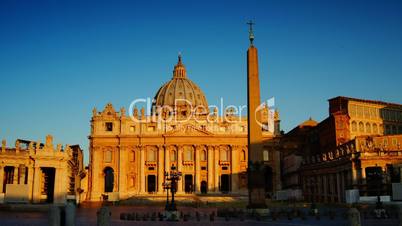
{"left": 165, "top": 124, "right": 213, "bottom": 136}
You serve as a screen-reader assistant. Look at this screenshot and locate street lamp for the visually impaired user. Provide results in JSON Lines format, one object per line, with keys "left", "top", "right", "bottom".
{"left": 164, "top": 166, "right": 182, "bottom": 211}
{"left": 163, "top": 171, "right": 170, "bottom": 210}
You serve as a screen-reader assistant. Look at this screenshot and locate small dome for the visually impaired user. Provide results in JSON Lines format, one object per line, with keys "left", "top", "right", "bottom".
{"left": 152, "top": 55, "right": 209, "bottom": 116}
{"left": 299, "top": 117, "right": 318, "bottom": 127}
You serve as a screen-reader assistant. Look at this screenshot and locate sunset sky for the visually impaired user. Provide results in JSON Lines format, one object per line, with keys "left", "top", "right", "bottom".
{"left": 1, "top": 0, "right": 401, "bottom": 163}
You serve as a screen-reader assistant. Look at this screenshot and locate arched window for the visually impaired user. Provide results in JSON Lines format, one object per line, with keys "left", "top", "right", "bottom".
{"left": 366, "top": 123, "right": 371, "bottom": 133}
{"left": 263, "top": 150, "right": 269, "bottom": 161}
{"left": 359, "top": 122, "right": 364, "bottom": 132}
{"left": 241, "top": 150, "right": 246, "bottom": 161}
{"left": 351, "top": 121, "right": 357, "bottom": 132}
{"left": 200, "top": 150, "right": 207, "bottom": 161}
{"left": 184, "top": 146, "right": 194, "bottom": 161}
{"left": 220, "top": 147, "right": 229, "bottom": 161}
{"left": 147, "top": 147, "right": 157, "bottom": 161}
{"left": 373, "top": 124, "right": 378, "bottom": 134}
{"left": 170, "top": 150, "right": 177, "bottom": 161}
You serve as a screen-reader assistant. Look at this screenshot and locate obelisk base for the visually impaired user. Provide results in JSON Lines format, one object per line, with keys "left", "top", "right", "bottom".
{"left": 247, "top": 167, "right": 267, "bottom": 208}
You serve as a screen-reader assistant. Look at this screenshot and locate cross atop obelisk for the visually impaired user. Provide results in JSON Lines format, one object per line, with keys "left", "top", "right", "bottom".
{"left": 247, "top": 20, "right": 255, "bottom": 45}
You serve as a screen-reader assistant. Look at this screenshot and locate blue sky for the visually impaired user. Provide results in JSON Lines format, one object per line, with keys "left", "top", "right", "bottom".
{"left": 1, "top": 0, "right": 401, "bottom": 164}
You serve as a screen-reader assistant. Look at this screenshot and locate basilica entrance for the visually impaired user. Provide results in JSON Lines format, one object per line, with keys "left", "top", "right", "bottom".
{"left": 184, "top": 175, "right": 193, "bottom": 193}
{"left": 200, "top": 181, "right": 207, "bottom": 194}
{"left": 147, "top": 175, "right": 156, "bottom": 193}
{"left": 220, "top": 174, "right": 230, "bottom": 193}
{"left": 41, "top": 167, "right": 55, "bottom": 203}
{"left": 104, "top": 167, "right": 114, "bottom": 193}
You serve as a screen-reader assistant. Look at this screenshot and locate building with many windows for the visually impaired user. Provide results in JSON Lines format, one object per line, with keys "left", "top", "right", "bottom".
{"left": 291, "top": 96, "right": 402, "bottom": 202}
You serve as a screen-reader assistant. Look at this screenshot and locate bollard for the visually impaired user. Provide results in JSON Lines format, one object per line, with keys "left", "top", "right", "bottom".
{"left": 347, "top": 208, "right": 361, "bottom": 226}
{"left": 48, "top": 205, "right": 61, "bottom": 226}
{"left": 65, "top": 202, "right": 76, "bottom": 226}
{"left": 97, "top": 206, "right": 111, "bottom": 226}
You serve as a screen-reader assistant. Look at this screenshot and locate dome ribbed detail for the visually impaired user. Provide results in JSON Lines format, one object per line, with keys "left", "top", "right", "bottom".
{"left": 152, "top": 55, "right": 209, "bottom": 115}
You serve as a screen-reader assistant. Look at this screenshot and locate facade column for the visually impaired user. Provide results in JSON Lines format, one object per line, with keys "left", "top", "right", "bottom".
{"left": 139, "top": 146, "right": 145, "bottom": 193}
{"left": 207, "top": 146, "right": 214, "bottom": 192}
{"left": 164, "top": 145, "right": 170, "bottom": 172}
{"left": 177, "top": 146, "right": 183, "bottom": 193}
{"left": 32, "top": 167, "right": 41, "bottom": 203}
{"left": 118, "top": 146, "right": 127, "bottom": 199}
{"left": 214, "top": 146, "right": 220, "bottom": 193}
{"left": 195, "top": 145, "right": 201, "bottom": 193}
{"left": 231, "top": 145, "right": 239, "bottom": 193}
{"left": 158, "top": 145, "right": 164, "bottom": 194}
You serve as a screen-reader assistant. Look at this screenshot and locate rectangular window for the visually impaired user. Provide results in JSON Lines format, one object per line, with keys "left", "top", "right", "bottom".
{"left": 4, "top": 166, "right": 15, "bottom": 192}
{"left": 147, "top": 126, "right": 156, "bottom": 132}
{"left": 105, "top": 122, "right": 113, "bottom": 131}
{"left": 104, "top": 150, "right": 112, "bottom": 163}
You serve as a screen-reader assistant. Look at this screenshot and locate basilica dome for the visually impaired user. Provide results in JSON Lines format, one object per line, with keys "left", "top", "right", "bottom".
{"left": 152, "top": 55, "right": 209, "bottom": 116}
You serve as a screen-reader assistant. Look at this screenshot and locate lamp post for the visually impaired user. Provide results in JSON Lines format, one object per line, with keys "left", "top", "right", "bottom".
{"left": 165, "top": 167, "right": 182, "bottom": 211}
{"left": 163, "top": 171, "right": 170, "bottom": 210}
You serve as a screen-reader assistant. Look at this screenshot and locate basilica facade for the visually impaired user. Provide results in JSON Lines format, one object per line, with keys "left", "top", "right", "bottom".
{"left": 87, "top": 56, "right": 281, "bottom": 201}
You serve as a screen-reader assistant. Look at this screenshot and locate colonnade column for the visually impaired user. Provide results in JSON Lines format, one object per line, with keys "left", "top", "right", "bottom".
{"left": 27, "top": 165, "right": 34, "bottom": 200}
{"left": 336, "top": 172, "right": 341, "bottom": 202}
{"left": 54, "top": 167, "right": 67, "bottom": 204}
{"left": 351, "top": 162, "right": 358, "bottom": 188}
{"left": 323, "top": 175, "right": 328, "bottom": 202}
{"left": 32, "top": 166, "right": 41, "bottom": 203}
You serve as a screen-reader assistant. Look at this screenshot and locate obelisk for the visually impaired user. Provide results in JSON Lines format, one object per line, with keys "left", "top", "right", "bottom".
{"left": 246, "top": 21, "right": 266, "bottom": 208}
